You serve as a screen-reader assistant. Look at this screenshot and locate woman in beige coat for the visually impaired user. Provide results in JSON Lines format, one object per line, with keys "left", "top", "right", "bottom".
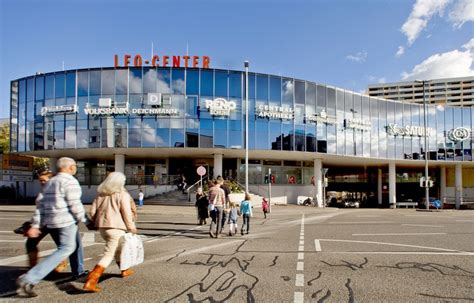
{"left": 83, "top": 172, "right": 137, "bottom": 292}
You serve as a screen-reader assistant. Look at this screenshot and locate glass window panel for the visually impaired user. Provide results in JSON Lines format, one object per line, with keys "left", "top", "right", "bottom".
{"left": 27, "top": 78, "right": 35, "bottom": 102}
{"left": 115, "top": 69, "right": 128, "bottom": 95}
{"left": 248, "top": 73, "right": 256, "bottom": 99}
{"left": 200, "top": 70, "right": 213, "bottom": 96}
{"left": 172, "top": 69, "right": 185, "bottom": 94}
{"left": 270, "top": 121, "right": 281, "bottom": 150}
{"left": 229, "top": 72, "right": 242, "bottom": 98}
{"left": 186, "top": 96, "right": 199, "bottom": 118}
{"left": 370, "top": 98, "right": 379, "bottom": 157}
{"left": 270, "top": 76, "right": 281, "bottom": 102}
{"left": 214, "top": 119, "right": 228, "bottom": 148}
{"left": 66, "top": 72, "right": 76, "bottom": 97}
{"left": 186, "top": 69, "right": 199, "bottom": 95}
{"left": 170, "top": 119, "right": 184, "bottom": 147}
{"left": 336, "top": 89, "right": 345, "bottom": 155}
{"left": 186, "top": 118, "right": 199, "bottom": 148}
{"left": 215, "top": 71, "right": 228, "bottom": 97}
{"left": 295, "top": 124, "right": 304, "bottom": 151}
{"left": 378, "top": 100, "right": 387, "bottom": 158}
{"left": 200, "top": 118, "right": 213, "bottom": 148}
{"left": 142, "top": 128, "right": 156, "bottom": 147}
{"left": 55, "top": 74, "right": 65, "bottom": 98}
{"left": 282, "top": 122, "right": 293, "bottom": 151}
{"left": 436, "top": 105, "right": 445, "bottom": 160}
{"left": 156, "top": 121, "right": 170, "bottom": 147}
{"left": 129, "top": 129, "right": 141, "bottom": 147}
{"left": 362, "top": 96, "right": 370, "bottom": 157}
{"left": 255, "top": 119, "right": 268, "bottom": 149}
{"left": 256, "top": 74, "right": 268, "bottom": 100}
{"left": 89, "top": 71, "right": 101, "bottom": 95}
{"left": 35, "top": 76, "right": 44, "bottom": 100}
{"left": 77, "top": 71, "right": 88, "bottom": 97}
{"left": 282, "top": 78, "right": 293, "bottom": 106}
{"left": 129, "top": 68, "right": 142, "bottom": 94}
{"left": 229, "top": 119, "right": 242, "bottom": 148}
{"left": 143, "top": 68, "right": 157, "bottom": 93}
{"left": 387, "top": 101, "right": 395, "bottom": 158}
{"left": 345, "top": 92, "right": 354, "bottom": 156}
{"left": 101, "top": 70, "right": 114, "bottom": 95}
{"left": 45, "top": 75, "right": 54, "bottom": 99}
{"left": 295, "top": 80, "right": 305, "bottom": 104}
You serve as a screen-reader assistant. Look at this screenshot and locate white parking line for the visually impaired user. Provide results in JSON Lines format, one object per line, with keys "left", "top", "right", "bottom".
{"left": 402, "top": 224, "right": 444, "bottom": 228}
{"left": 317, "top": 239, "right": 474, "bottom": 254}
{"left": 315, "top": 240, "right": 322, "bottom": 252}
{"left": 352, "top": 233, "right": 447, "bottom": 236}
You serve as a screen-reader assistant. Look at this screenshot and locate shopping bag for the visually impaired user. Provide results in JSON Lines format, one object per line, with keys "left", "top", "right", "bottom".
{"left": 120, "top": 233, "right": 144, "bottom": 270}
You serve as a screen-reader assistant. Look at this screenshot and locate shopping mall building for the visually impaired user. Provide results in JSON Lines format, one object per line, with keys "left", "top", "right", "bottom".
{"left": 8, "top": 55, "right": 474, "bottom": 206}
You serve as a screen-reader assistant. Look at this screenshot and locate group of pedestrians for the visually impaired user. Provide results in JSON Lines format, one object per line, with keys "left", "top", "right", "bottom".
{"left": 195, "top": 177, "right": 267, "bottom": 238}
{"left": 16, "top": 157, "right": 138, "bottom": 298}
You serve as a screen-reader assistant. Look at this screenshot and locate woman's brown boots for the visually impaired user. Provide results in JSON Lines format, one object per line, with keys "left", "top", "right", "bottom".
{"left": 83, "top": 265, "right": 105, "bottom": 292}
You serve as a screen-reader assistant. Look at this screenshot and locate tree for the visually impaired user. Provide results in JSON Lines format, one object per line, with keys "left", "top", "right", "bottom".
{"left": 0, "top": 122, "right": 9, "bottom": 154}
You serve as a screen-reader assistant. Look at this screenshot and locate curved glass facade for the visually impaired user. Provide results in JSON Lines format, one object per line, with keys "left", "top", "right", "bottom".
{"left": 10, "top": 67, "right": 474, "bottom": 162}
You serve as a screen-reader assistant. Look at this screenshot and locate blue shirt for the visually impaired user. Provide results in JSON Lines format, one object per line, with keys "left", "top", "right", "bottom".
{"left": 240, "top": 200, "right": 253, "bottom": 216}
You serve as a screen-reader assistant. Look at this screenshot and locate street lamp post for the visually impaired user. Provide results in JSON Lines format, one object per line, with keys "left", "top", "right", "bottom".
{"left": 417, "top": 80, "right": 430, "bottom": 210}
{"left": 244, "top": 61, "right": 249, "bottom": 193}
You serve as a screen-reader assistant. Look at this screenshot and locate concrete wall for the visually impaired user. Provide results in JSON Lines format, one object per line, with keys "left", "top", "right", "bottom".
{"left": 249, "top": 184, "right": 314, "bottom": 205}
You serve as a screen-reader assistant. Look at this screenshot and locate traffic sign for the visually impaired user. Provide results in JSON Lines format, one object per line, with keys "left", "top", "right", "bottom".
{"left": 196, "top": 166, "right": 206, "bottom": 176}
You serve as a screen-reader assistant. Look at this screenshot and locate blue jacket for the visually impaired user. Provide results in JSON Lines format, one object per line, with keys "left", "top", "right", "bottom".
{"left": 240, "top": 200, "right": 253, "bottom": 216}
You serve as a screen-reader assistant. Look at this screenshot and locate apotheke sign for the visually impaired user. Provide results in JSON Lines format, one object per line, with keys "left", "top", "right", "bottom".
{"left": 205, "top": 98, "right": 236, "bottom": 117}
{"left": 386, "top": 123, "right": 434, "bottom": 137}
{"left": 256, "top": 105, "right": 294, "bottom": 120}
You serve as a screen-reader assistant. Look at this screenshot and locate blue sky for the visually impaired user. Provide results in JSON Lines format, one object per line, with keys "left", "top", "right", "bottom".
{"left": 0, "top": 0, "right": 473, "bottom": 119}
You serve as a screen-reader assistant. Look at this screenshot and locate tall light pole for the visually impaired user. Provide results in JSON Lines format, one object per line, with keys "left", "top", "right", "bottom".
{"left": 244, "top": 61, "right": 249, "bottom": 193}
{"left": 416, "top": 79, "right": 430, "bottom": 210}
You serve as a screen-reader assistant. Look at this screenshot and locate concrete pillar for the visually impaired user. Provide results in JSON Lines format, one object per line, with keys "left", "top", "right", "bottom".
{"left": 389, "top": 162, "right": 396, "bottom": 208}
{"left": 439, "top": 166, "right": 446, "bottom": 204}
{"left": 377, "top": 168, "right": 383, "bottom": 206}
{"left": 115, "top": 154, "right": 125, "bottom": 174}
{"left": 455, "top": 164, "right": 462, "bottom": 210}
{"left": 49, "top": 157, "right": 58, "bottom": 174}
{"left": 213, "top": 154, "right": 223, "bottom": 178}
{"left": 314, "top": 159, "right": 322, "bottom": 207}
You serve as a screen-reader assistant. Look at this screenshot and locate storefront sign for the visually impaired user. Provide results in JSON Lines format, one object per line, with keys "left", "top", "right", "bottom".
{"left": 256, "top": 105, "right": 294, "bottom": 120}
{"left": 84, "top": 103, "right": 179, "bottom": 116}
{"left": 114, "top": 54, "right": 210, "bottom": 69}
{"left": 147, "top": 93, "right": 162, "bottom": 106}
{"left": 205, "top": 98, "right": 236, "bottom": 116}
{"left": 344, "top": 118, "right": 372, "bottom": 131}
{"left": 386, "top": 123, "right": 434, "bottom": 137}
{"left": 306, "top": 110, "right": 337, "bottom": 124}
{"left": 41, "top": 105, "right": 78, "bottom": 116}
{"left": 447, "top": 127, "right": 471, "bottom": 142}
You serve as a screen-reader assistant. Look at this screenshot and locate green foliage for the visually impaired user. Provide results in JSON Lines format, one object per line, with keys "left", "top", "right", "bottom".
{"left": 33, "top": 157, "right": 49, "bottom": 171}
{"left": 225, "top": 180, "right": 244, "bottom": 193}
{"left": 0, "top": 123, "right": 9, "bottom": 154}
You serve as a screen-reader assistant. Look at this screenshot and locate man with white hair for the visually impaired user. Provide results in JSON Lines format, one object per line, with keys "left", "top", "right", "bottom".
{"left": 17, "top": 157, "right": 88, "bottom": 297}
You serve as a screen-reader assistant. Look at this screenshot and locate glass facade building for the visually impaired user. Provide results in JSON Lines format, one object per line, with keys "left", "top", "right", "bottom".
{"left": 10, "top": 67, "right": 474, "bottom": 206}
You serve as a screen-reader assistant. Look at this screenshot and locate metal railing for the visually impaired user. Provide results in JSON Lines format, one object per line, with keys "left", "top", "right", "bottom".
{"left": 187, "top": 176, "right": 209, "bottom": 202}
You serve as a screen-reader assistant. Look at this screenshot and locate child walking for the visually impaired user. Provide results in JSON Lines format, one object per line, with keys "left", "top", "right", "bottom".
{"left": 240, "top": 193, "right": 253, "bottom": 235}
{"left": 262, "top": 198, "right": 269, "bottom": 219}
{"left": 227, "top": 202, "right": 239, "bottom": 236}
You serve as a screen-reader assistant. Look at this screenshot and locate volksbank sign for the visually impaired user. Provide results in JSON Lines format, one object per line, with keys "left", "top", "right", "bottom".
{"left": 84, "top": 103, "right": 179, "bottom": 116}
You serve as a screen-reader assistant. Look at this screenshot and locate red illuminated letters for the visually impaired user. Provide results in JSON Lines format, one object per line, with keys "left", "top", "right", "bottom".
{"left": 114, "top": 53, "right": 211, "bottom": 68}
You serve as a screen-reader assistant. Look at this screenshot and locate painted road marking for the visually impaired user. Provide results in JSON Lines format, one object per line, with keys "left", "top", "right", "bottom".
{"left": 295, "top": 274, "right": 304, "bottom": 286}
{"left": 294, "top": 292, "right": 304, "bottom": 303}
{"left": 402, "top": 224, "right": 444, "bottom": 228}
{"left": 316, "top": 239, "right": 474, "bottom": 254}
{"left": 297, "top": 261, "right": 304, "bottom": 271}
{"left": 315, "top": 240, "right": 322, "bottom": 252}
{"left": 329, "top": 221, "right": 394, "bottom": 224}
{"left": 329, "top": 251, "right": 474, "bottom": 255}
{"left": 298, "top": 253, "right": 304, "bottom": 260}
{"left": 352, "top": 233, "right": 447, "bottom": 236}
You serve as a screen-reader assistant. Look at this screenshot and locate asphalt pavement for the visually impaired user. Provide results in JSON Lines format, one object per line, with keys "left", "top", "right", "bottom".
{"left": 0, "top": 205, "right": 473, "bottom": 302}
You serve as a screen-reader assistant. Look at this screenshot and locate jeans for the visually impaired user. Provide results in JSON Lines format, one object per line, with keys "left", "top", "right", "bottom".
{"left": 139, "top": 199, "right": 144, "bottom": 207}
{"left": 242, "top": 214, "right": 250, "bottom": 233}
{"left": 209, "top": 206, "right": 223, "bottom": 235}
{"left": 21, "top": 224, "right": 78, "bottom": 285}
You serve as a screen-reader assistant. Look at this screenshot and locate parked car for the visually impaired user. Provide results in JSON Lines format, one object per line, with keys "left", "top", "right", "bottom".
{"left": 418, "top": 197, "right": 441, "bottom": 209}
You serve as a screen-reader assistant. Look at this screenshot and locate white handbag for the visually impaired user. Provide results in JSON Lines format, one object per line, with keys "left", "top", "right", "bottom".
{"left": 120, "top": 233, "right": 144, "bottom": 270}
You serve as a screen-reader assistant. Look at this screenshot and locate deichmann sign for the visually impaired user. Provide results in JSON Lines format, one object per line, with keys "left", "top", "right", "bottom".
{"left": 114, "top": 54, "right": 210, "bottom": 69}
{"left": 448, "top": 127, "right": 471, "bottom": 142}
{"left": 306, "top": 110, "right": 337, "bottom": 125}
{"left": 386, "top": 123, "right": 434, "bottom": 137}
{"left": 205, "top": 98, "right": 236, "bottom": 117}
{"left": 256, "top": 105, "right": 294, "bottom": 120}
{"left": 41, "top": 105, "right": 78, "bottom": 116}
{"left": 84, "top": 103, "right": 179, "bottom": 116}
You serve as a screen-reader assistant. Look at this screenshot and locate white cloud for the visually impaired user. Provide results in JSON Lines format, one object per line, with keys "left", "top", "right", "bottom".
{"left": 449, "top": 0, "right": 474, "bottom": 28}
{"left": 368, "top": 76, "right": 387, "bottom": 84}
{"left": 401, "top": 0, "right": 451, "bottom": 45}
{"left": 395, "top": 46, "right": 405, "bottom": 57}
{"left": 401, "top": 43, "right": 474, "bottom": 80}
{"left": 345, "top": 51, "right": 367, "bottom": 63}
{"left": 462, "top": 38, "right": 474, "bottom": 50}
{"left": 378, "top": 77, "right": 387, "bottom": 84}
